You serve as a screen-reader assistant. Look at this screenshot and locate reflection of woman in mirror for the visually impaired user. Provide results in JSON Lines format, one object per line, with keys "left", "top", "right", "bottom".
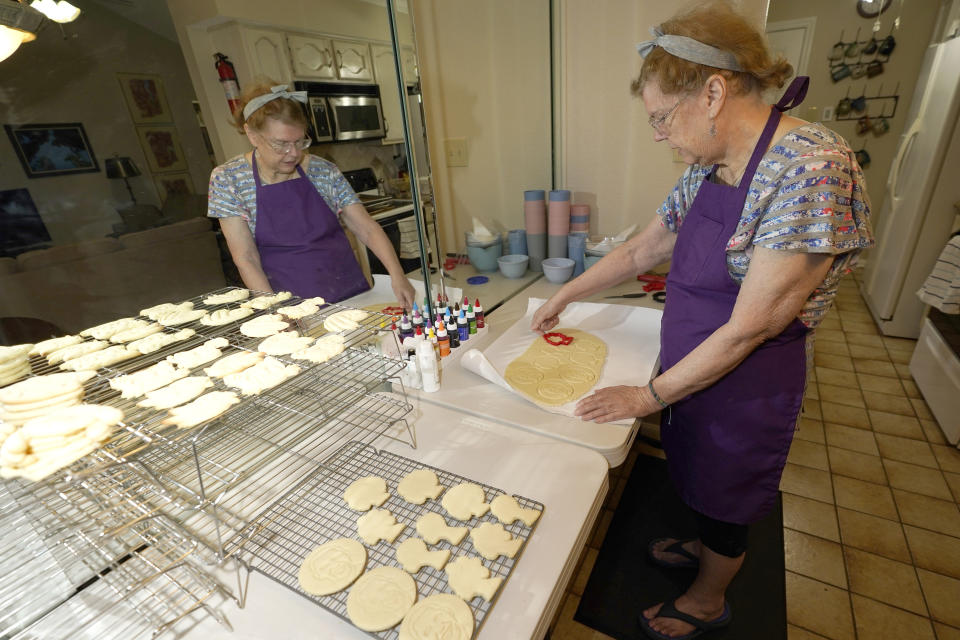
{"left": 532, "top": 2, "right": 873, "bottom": 638}
{"left": 208, "top": 82, "right": 415, "bottom": 307}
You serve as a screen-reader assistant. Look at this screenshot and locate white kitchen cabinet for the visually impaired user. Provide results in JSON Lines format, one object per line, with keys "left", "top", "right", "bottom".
{"left": 332, "top": 39, "right": 374, "bottom": 82}
{"left": 371, "top": 43, "right": 403, "bottom": 144}
{"left": 209, "top": 24, "right": 292, "bottom": 87}
{"left": 242, "top": 27, "right": 291, "bottom": 85}
{"left": 287, "top": 33, "right": 337, "bottom": 80}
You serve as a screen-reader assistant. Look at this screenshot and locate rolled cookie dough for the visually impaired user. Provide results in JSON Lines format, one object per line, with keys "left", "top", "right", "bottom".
{"left": 503, "top": 327, "right": 608, "bottom": 406}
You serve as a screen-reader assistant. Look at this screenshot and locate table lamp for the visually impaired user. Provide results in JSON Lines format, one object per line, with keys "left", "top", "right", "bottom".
{"left": 105, "top": 154, "right": 141, "bottom": 205}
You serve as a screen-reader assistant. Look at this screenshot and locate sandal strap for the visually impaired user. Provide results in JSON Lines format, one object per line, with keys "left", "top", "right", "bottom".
{"left": 655, "top": 599, "right": 731, "bottom": 632}
{"left": 661, "top": 540, "right": 699, "bottom": 563}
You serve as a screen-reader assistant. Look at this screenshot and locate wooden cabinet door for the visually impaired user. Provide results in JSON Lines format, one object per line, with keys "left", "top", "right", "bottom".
{"left": 241, "top": 28, "right": 291, "bottom": 85}
{"left": 371, "top": 44, "right": 403, "bottom": 144}
{"left": 333, "top": 40, "right": 374, "bottom": 82}
{"left": 287, "top": 34, "right": 337, "bottom": 80}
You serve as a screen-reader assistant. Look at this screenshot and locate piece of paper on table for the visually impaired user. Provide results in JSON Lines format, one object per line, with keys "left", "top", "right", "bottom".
{"left": 343, "top": 274, "right": 463, "bottom": 311}
{"left": 460, "top": 297, "right": 662, "bottom": 426}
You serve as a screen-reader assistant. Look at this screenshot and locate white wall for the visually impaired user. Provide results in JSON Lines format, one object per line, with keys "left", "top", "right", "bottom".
{"left": 556, "top": 0, "right": 768, "bottom": 239}
{"left": 0, "top": 1, "right": 212, "bottom": 244}
{"left": 411, "top": 0, "right": 553, "bottom": 253}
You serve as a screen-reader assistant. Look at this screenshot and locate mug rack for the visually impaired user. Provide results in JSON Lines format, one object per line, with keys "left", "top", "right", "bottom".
{"left": 835, "top": 82, "right": 899, "bottom": 121}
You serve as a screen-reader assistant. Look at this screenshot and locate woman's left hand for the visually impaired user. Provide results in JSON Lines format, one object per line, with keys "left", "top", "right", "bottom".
{"left": 392, "top": 276, "right": 417, "bottom": 311}
{"left": 574, "top": 385, "right": 658, "bottom": 423}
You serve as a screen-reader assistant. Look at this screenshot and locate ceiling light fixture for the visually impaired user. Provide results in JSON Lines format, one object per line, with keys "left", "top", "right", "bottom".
{"left": 30, "top": 0, "right": 79, "bottom": 23}
{"left": 0, "top": 0, "right": 46, "bottom": 62}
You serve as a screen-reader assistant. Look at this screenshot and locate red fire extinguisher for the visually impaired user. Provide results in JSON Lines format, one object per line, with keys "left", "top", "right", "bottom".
{"left": 214, "top": 52, "right": 241, "bottom": 116}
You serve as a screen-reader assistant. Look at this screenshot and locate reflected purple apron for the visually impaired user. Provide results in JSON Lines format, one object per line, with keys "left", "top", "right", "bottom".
{"left": 252, "top": 151, "right": 370, "bottom": 302}
{"left": 659, "top": 77, "right": 810, "bottom": 525}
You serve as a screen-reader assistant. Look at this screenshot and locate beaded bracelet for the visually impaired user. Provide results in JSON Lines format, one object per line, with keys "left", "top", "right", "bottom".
{"left": 647, "top": 379, "right": 669, "bottom": 409}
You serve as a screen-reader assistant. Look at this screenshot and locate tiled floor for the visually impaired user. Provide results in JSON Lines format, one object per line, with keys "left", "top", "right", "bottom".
{"left": 547, "top": 275, "right": 960, "bottom": 639}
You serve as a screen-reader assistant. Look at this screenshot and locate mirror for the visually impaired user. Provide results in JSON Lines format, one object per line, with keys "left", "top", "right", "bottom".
{"left": 0, "top": 0, "right": 552, "bottom": 342}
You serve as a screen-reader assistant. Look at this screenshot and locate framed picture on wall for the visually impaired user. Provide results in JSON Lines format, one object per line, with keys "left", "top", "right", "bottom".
{"left": 154, "top": 172, "right": 194, "bottom": 203}
{"left": 117, "top": 73, "right": 172, "bottom": 124}
{"left": 136, "top": 125, "right": 188, "bottom": 173}
{"left": 4, "top": 123, "right": 100, "bottom": 178}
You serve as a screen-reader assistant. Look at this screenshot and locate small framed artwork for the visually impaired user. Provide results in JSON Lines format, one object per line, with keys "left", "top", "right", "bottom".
{"left": 154, "top": 172, "right": 194, "bottom": 203}
{"left": 117, "top": 73, "right": 172, "bottom": 124}
{"left": 4, "top": 123, "right": 100, "bottom": 178}
{"left": 136, "top": 125, "right": 188, "bottom": 173}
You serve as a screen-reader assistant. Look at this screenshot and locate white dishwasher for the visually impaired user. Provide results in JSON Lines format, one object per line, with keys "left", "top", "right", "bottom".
{"left": 910, "top": 308, "right": 960, "bottom": 445}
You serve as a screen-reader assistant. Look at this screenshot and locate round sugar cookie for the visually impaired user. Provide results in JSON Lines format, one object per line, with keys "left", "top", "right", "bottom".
{"left": 397, "top": 469, "right": 444, "bottom": 505}
{"left": 0, "top": 372, "right": 92, "bottom": 405}
{"left": 535, "top": 379, "right": 576, "bottom": 404}
{"left": 297, "top": 538, "right": 367, "bottom": 596}
{"left": 344, "top": 476, "right": 390, "bottom": 511}
{"left": 399, "top": 593, "right": 474, "bottom": 640}
{"left": 503, "top": 363, "right": 542, "bottom": 387}
{"left": 346, "top": 566, "right": 417, "bottom": 632}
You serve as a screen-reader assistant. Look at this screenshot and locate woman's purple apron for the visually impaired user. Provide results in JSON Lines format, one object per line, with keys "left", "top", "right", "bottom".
{"left": 251, "top": 152, "right": 370, "bottom": 302}
{"left": 659, "top": 77, "right": 810, "bottom": 525}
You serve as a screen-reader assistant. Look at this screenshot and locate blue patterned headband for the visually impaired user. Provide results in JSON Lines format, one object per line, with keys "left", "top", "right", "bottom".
{"left": 636, "top": 26, "right": 743, "bottom": 72}
{"left": 242, "top": 85, "right": 308, "bottom": 120}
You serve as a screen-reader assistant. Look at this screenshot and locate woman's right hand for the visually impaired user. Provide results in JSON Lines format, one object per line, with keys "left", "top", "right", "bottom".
{"left": 530, "top": 296, "right": 566, "bottom": 333}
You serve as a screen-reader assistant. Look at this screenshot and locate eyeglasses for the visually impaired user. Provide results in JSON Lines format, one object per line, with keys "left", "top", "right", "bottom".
{"left": 262, "top": 135, "right": 312, "bottom": 154}
{"left": 648, "top": 98, "right": 683, "bottom": 134}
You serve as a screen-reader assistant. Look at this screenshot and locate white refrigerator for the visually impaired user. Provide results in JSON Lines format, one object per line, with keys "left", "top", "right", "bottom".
{"left": 862, "top": 35, "right": 960, "bottom": 338}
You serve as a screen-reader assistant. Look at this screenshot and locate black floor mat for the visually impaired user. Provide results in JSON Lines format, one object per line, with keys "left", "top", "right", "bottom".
{"left": 574, "top": 454, "right": 786, "bottom": 640}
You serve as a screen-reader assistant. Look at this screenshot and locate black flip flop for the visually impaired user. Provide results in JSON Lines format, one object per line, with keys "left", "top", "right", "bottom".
{"left": 639, "top": 598, "right": 732, "bottom": 640}
{"left": 647, "top": 538, "right": 700, "bottom": 569}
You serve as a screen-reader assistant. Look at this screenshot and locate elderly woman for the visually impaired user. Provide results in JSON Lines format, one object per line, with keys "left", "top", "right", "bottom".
{"left": 532, "top": 3, "right": 873, "bottom": 639}
{"left": 208, "top": 82, "right": 415, "bottom": 308}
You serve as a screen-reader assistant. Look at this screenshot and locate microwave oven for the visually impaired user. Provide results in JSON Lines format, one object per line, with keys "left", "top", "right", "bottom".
{"left": 294, "top": 81, "right": 385, "bottom": 142}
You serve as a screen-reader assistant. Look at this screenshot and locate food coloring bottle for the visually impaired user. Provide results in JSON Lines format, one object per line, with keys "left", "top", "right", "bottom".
{"left": 457, "top": 310, "right": 469, "bottom": 343}
{"left": 466, "top": 304, "right": 477, "bottom": 335}
{"left": 474, "top": 298, "right": 485, "bottom": 329}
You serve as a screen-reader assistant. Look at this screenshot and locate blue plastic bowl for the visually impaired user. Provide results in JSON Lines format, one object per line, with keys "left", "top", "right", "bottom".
{"left": 542, "top": 257, "right": 575, "bottom": 284}
{"left": 498, "top": 254, "right": 529, "bottom": 278}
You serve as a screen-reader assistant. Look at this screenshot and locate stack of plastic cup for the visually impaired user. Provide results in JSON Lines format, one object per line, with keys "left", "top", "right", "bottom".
{"left": 508, "top": 229, "right": 527, "bottom": 256}
{"left": 548, "top": 190, "right": 571, "bottom": 259}
{"left": 570, "top": 203, "right": 590, "bottom": 234}
{"left": 568, "top": 233, "right": 586, "bottom": 278}
{"left": 524, "top": 190, "right": 546, "bottom": 272}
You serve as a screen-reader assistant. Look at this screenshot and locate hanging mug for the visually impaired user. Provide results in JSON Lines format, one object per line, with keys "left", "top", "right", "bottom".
{"left": 872, "top": 117, "right": 890, "bottom": 135}
{"left": 845, "top": 41, "right": 860, "bottom": 58}
{"left": 829, "top": 40, "right": 845, "bottom": 62}
{"left": 856, "top": 115, "right": 873, "bottom": 135}
{"left": 878, "top": 35, "right": 896, "bottom": 56}
{"left": 851, "top": 95, "right": 868, "bottom": 113}
{"left": 855, "top": 148, "right": 871, "bottom": 168}
{"left": 866, "top": 60, "right": 884, "bottom": 78}
{"left": 831, "top": 64, "right": 852, "bottom": 82}
{"left": 851, "top": 63, "right": 868, "bottom": 79}
{"left": 837, "top": 97, "right": 853, "bottom": 116}
{"left": 862, "top": 36, "right": 878, "bottom": 55}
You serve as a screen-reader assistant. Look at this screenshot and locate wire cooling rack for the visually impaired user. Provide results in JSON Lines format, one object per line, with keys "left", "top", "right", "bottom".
{"left": 235, "top": 441, "right": 544, "bottom": 640}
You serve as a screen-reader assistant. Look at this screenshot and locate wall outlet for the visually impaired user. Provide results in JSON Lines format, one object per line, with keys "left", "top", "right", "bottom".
{"left": 444, "top": 138, "right": 468, "bottom": 167}
{"left": 821, "top": 105, "right": 835, "bottom": 122}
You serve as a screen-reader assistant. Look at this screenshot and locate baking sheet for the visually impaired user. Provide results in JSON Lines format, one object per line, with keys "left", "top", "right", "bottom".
{"left": 343, "top": 274, "right": 463, "bottom": 310}
{"left": 460, "top": 298, "right": 662, "bottom": 426}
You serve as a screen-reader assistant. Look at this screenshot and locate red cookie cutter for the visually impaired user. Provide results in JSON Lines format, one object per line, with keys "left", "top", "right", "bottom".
{"left": 379, "top": 305, "right": 405, "bottom": 317}
{"left": 637, "top": 273, "right": 666, "bottom": 292}
{"left": 543, "top": 332, "right": 574, "bottom": 346}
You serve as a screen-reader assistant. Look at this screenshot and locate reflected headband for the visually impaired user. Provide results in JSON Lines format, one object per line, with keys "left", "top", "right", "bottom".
{"left": 242, "top": 84, "right": 309, "bottom": 120}
{"left": 636, "top": 26, "right": 743, "bottom": 72}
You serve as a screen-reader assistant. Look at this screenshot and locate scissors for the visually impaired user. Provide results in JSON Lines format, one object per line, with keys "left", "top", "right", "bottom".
{"left": 604, "top": 292, "right": 648, "bottom": 299}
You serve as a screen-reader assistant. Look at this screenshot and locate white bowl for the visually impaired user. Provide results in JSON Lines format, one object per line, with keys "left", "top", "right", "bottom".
{"left": 542, "top": 257, "right": 575, "bottom": 284}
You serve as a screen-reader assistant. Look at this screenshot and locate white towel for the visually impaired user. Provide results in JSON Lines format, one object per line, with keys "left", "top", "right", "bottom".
{"left": 917, "top": 235, "right": 960, "bottom": 314}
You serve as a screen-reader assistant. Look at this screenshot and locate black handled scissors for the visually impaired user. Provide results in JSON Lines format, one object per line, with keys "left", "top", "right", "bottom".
{"left": 604, "top": 292, "right": 648, "bottom": 299}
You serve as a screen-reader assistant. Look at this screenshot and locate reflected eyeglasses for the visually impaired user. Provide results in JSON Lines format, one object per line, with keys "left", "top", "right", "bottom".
{"left": 648, "top": 99, "right": 683, "bottom": 133}
{"left": 263, "top": 136, "right": 312, "bottom": 154}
